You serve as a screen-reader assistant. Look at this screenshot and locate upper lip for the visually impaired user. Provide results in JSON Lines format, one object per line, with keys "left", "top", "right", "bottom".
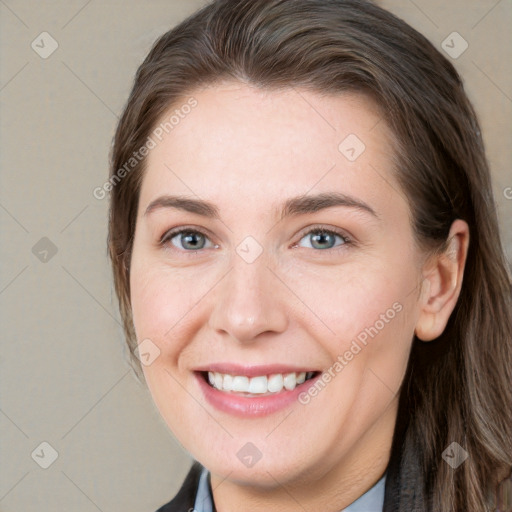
{"left": 194, "top": 363, "right": 320, "bottom": 377}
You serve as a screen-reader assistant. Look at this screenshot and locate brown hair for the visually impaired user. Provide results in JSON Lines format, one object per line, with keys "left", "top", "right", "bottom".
{"left": 107, "top": 0, "right": 512, "bottom": 509}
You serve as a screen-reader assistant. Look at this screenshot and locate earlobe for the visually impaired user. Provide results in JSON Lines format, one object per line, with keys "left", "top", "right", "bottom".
{"left": 414, "top": 219, "right": 470, "bottom": 342}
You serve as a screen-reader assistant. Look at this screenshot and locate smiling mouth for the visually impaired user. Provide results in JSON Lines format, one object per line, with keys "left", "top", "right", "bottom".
{"left": 200, "top": 370, "right": 321, "bottom": 397}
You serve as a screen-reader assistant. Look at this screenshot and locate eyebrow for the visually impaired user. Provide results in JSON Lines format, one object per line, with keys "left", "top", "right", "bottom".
{"left": 143, "top": 191, "right": 378, "bottom": 220}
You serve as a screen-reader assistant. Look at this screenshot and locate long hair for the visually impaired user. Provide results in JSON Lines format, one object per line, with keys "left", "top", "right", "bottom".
{"left": 107, "top": 1, "right": 512, "bottom": 509}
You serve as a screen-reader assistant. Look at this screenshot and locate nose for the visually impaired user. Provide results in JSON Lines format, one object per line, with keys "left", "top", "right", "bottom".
{"left": 208, "top": 256, "right": 288, "bottom": 344}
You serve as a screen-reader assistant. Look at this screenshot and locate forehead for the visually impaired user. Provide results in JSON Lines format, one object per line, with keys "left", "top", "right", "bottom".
{"left": 140, "top": 81, "right": 401, "bottom": 216}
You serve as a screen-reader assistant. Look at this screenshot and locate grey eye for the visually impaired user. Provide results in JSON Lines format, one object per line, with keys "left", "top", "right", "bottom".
{"left": 298, "top": 230, "right": 347, "bottom": 250}
{"left": 168, "top": 230, "right": 213, "bottom": 250}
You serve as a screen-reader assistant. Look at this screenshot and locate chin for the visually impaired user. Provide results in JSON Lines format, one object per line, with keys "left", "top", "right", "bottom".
{"left": 198, "top": 444, "right": 317, "bottom": 488}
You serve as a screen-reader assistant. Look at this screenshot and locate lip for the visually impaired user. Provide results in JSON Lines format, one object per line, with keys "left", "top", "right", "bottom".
{"left": 194, "top": 369, "right": 322, "bottom": 418}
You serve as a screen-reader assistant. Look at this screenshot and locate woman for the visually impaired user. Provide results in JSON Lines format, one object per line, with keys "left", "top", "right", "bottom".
{"left": 107, "top": 0, "right": 512, "bottom": 510}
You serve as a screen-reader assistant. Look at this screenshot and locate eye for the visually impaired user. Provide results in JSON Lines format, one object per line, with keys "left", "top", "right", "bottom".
{"left": 159, "top": 225, "right": 352, "bottom": 254}
{"left": 296, "top": 226, "right": 351, "bottom": 251}
{"left": 160, "top": 228, "right": 217, "bottom": 252}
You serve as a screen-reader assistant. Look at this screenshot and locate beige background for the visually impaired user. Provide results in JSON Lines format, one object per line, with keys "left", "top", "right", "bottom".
{"left": 0, "top": 1, "right": 510, "bottom": 511}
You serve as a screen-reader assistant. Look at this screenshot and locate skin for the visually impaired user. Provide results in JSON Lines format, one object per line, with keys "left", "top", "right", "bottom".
{"left": 129, "top": 81, "right": 469, "bottom": 512}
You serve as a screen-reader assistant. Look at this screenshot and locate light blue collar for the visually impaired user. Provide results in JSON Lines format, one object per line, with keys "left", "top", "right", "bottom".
{"left": 193, "top": 466, "right": 386, "bottom": 512}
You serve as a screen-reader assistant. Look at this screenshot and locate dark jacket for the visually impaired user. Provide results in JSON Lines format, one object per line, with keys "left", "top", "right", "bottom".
{"left": 156, "top": 461, "right": 211, "bottom": 512}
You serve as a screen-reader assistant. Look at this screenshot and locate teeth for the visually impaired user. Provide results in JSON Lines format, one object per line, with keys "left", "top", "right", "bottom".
{"left": 207, "top": 371, "right": 315, "bottom": 395}
{"left": 267, "top": 374, "right": 284, "bottom": 393}
{"left": 248, "top": 376, "right": 268, "bottom": 394}
{"left": 231, "top": 375, "right": 249, "bottom": 392}
{"left": 214, "top": 372, "right": 223, "bottom": 390}
{"left": 223, "top": 374, "right": 234, "bottom": 391}
{"left": 283, "top": 372, "right": 296, "bottom": 390}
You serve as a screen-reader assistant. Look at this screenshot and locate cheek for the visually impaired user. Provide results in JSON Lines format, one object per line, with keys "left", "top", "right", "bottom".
{"left": 283, "top": 255, "right": 418, "bottom": 344}
{"left": 130, "top": 264, "right": 187, "bottom": 355}
{"left": 284, "top": 257, "right": 418, "bottom": 398}
{"left": 129, "top": 256, "right": 223, "bottom": 369}
{"left": 130, "top": 266, "right": 169, "bottom": 344}
{"left": 129, "top": 263, "right": 201, "bottom": 427}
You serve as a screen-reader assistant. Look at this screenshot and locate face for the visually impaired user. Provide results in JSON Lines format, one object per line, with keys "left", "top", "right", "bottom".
{"left": 129, "top": 82, "right": 425, "bottom": 488}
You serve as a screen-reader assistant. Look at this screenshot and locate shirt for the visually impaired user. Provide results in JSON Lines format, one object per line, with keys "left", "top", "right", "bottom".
{"left": 193, "top": 466, "right": 386, "bottom": 512}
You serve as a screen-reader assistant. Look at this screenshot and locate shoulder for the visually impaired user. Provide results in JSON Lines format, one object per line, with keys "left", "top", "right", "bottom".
{"left": 155, "top": 461, "right": 204, "bottom": 512}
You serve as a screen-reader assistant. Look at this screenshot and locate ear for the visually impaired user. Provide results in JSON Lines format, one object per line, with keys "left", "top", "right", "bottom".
{"left": 415, "top": 219, "right": 470, "bottom": 342}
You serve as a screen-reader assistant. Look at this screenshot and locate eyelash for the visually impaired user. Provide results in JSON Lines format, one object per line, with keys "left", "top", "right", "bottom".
{"left": 159, "top": 224, "right": 353, "bottom": 255}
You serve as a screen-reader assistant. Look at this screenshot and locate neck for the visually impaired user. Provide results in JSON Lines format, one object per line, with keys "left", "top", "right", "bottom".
{"left": 210, "top": 399, "right": 397, "bottom": 512}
